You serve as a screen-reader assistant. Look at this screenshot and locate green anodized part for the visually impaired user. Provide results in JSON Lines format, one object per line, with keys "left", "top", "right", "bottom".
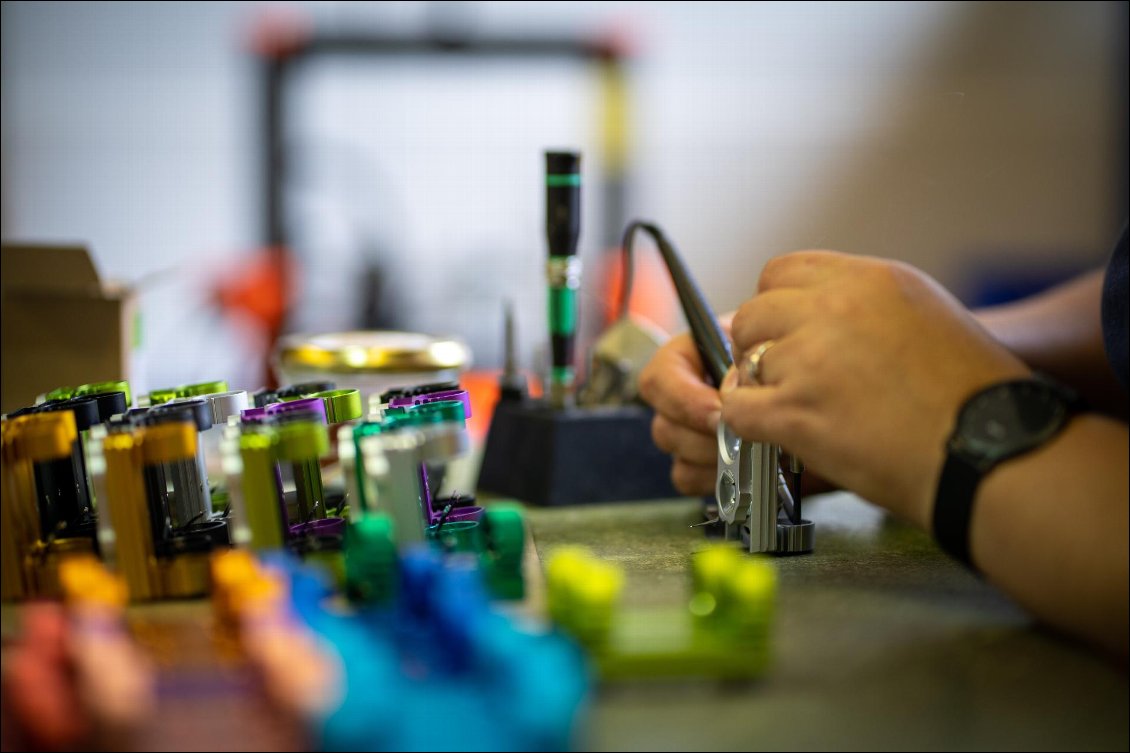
{"left": 75, "top": 380, "right": 132, "bottom": 406}
{"left": 546, "top": 173, "right": 581, "bottom": 187}
{"left": 482, "top": 503, "right": 526, "bottom": 600}
{"left": 315, "top": 389, "right": 363, "bottom": 423}
{"left": 275, "top": 421, "right": 329, "bottom": 462}
{"left": 148, "top": 387, "right": 178, "bottom": 405}
{"left": 427, "top": 520, "right": 484, "bottom": 554}
{"left": 178, "top": 380, "right": 228, "bottom": 398}
{"left": 344, "top": 514, "right": 398, "bottom": 604}
{"left": 412, "top": 399, "right": 465, "bottom": 425}
{"left": 379, "top": 409, "right": 407, "bottom": 431}
{"left": 552, "top": 366, "right": 575, "bottom": 384}
{"left": 354, "top": 420, "right": 385, "bottom": 437}
{"left": 548, "top": 287, "right": 577, "bottom": 335}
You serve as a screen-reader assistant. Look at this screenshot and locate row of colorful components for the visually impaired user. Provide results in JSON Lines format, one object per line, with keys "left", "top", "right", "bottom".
{"left": 3, "top": 543, "right": 773, "bottom": 753}
{"left": 2, "top": 377, "right": 523, "bottom": 605}
{"left": 226, "top": 382, "right": 529, "bottom": 599}
{"left": 4, "top": 543, "right": 586, "bottom": 753}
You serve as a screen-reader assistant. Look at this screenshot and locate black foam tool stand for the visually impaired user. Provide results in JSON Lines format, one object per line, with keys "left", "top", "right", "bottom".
{"left": 477, "top": 397, "right": 679, "bottom": 506}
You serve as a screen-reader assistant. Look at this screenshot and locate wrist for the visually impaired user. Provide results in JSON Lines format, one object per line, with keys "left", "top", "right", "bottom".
{"left": 930, "top": 373, "right": 1082, "bottom": 568}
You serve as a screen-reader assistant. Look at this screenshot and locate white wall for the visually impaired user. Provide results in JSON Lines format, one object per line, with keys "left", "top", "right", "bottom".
{"left": 3, "top": 1, "right": 1123, "bottom": 393}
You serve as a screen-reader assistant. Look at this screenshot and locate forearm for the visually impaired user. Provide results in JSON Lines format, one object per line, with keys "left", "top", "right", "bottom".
{"left": 974, "top": 271, "right": 1127, "bottom": 417}
{"left": 969, "top": 414, "right": 1129, "bottom": 662}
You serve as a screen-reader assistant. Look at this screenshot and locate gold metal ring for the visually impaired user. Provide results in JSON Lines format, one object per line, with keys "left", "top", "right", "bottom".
{"left": 743, "top": 340, "right": 777, "bottom": 386}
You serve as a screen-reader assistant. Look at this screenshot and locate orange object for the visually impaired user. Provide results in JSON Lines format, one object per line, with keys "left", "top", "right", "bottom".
{"left": 459, "top": 369, "right": 543, "bottom": 445}
{"left": 598, "top": 245, "right": 679, "bottom": 333}
{"left": 246, "top": 8, "right": 311, "bottom": 60}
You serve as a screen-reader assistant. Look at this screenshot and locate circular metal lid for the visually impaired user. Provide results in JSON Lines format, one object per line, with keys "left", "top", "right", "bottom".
{"left": 275, "top": 331, "right": 470, "bottom": 374}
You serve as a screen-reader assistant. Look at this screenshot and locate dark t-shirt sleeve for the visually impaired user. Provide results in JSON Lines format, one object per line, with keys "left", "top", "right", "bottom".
{"left": 1101, "top": 224, "right": 1128, "bottom": 390}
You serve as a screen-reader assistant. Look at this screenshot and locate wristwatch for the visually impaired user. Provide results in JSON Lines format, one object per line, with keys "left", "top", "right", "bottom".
{"left": 932, "top": 375, "right": 1083, "bottom": 568}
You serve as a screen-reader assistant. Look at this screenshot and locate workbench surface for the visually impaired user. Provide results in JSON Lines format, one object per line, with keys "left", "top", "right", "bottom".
{"left": 2, "top": 493, "right": 1125, "bottom": 751}
{"left": 525, "top": 493, "right": 1129, "bottom": 752}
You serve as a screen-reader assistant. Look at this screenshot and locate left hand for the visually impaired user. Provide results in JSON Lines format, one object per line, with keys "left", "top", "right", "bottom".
{"left": 720, "top": 251, "right": 1030, "bottom": 528}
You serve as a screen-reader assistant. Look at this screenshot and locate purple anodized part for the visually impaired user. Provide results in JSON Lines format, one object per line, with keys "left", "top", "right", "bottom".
{"left": 266, "top": 396, "right": 328, "bottom": 424}
{"left": 240, "top": 406, "right": 271, "bottom": 423}
{"left": 289, "top": 516, "right": 345, "bottom": 538}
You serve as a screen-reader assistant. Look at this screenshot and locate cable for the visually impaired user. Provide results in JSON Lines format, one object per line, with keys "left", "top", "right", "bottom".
{"left": 619, "top": 221, "right": 733, "bottom": 385}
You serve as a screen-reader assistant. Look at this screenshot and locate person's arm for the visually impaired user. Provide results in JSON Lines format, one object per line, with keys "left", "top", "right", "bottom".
{"left": 975, "top": 271, "right": 1127, "bottom": 419}
{"left": 720, "top": 251, "right": 1128, "bottom": 662}
{"left": 970, "top": 413, "right": 1128, "bottom": 661}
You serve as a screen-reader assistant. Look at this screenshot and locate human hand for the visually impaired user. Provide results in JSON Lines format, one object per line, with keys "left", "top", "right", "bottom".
{"left": 720, "top": 251, "right": 1030, "bottom": 528}
{"left": 639, "top": 330, "right": 725, "bottom": 495}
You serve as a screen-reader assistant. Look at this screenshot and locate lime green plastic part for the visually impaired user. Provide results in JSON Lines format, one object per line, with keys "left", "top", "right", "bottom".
{"left": 44, "top": 386, "right": 76, "bottom": 401}
{"left": 316, "top": 389, "right": 363, "bottom": 423}
{"left": 148, "top": 388, "right": 178, "bottom": 405}
{"left": 275, "top": 421, "right": 329, "bottom": 462}
{"left": 178, "top": 380, "right": 228, "bottom": 398}
{"left": 75, "top": 380, "right": 132, "bottom": 406}
{"left": 546, "top": 545, "right": 775, "bottom": 680}
{"left": 238, "top": 431, "right": 286, "bottom": 551}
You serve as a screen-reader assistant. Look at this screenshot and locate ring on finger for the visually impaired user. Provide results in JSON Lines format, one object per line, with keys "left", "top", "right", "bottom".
{"left": 743, "top": 340, "right": 777, "bottom": 386}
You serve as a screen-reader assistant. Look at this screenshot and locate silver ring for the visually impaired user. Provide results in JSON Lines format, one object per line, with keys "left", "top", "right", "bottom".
{"left": 743, "top": 340, "right": 777, "bottom": 386}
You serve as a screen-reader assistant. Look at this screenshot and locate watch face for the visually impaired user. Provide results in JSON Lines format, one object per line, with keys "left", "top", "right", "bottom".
{"left": 957, "top": 380, "right": 1068, "bottom": 462}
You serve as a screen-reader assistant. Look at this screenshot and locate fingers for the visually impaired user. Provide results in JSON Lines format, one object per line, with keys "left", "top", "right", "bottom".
{"left": 757, "top": 250, "right": 857, "bottom": 293}
{"left": 639, "top": 335, "right": 722, "bottom": 435}
{"left": 671, "top": 459, "right": 716, "bottom": 496}
{"left": 730, "top": 289, "right": 810, "bottom": 354}
{"left": 719, "top": 382, "right": 804, "bottom": 448}
{"left": 652, "top": 414, "right": 716, "bottom": 465}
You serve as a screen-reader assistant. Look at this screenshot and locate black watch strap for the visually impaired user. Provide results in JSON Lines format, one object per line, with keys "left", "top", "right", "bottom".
{"left": 933, "top": 452, "right": 982, "bottom": 568}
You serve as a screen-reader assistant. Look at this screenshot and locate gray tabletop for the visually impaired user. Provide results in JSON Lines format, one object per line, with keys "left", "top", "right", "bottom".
{"left": 524, "top": 493, "right": 1129, "bottom": 752}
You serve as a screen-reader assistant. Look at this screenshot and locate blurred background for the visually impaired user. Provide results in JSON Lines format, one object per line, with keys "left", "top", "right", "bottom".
{"left": 3, "top": 0, "right": 1127, "bottom": 397}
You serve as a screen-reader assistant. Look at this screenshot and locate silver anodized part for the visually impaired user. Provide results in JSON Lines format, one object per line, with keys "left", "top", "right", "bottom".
{"left": 716, "top": 427, "right": 816, "bottom": 554}
{"left": 715, "top": 421, "right": 743, "bottom": 524}
{"left": 776, "top": 519, "right": 815, "bottom": 553}
{"left": 205, "top": 390, "right": 249, "bottom": 424}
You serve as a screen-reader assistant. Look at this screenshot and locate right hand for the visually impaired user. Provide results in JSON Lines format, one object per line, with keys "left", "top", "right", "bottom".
{"left": 639, "top": 332, "right": 722, "bottom": 495}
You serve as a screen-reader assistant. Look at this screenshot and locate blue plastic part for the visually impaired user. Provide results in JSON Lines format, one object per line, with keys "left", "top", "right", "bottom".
{"left": 270, "top": 547, "right": 590, "bottom": 752}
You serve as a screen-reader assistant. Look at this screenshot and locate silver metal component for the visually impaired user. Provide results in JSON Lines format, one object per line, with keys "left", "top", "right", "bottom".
{"left": 717, "top": 426, "right": 816, "bottom": 555}
{"left": 87, "top": 425, "right": 117, "bottom": 567}
{"left": 498, "top": 301, "right": 530, "bottom": 401}
{"left": 363, "top": 431, "right": 429, "bottom": 544}
{"left": 546, "top": 256, "right": 583, "bottom": 289}
{"left": 219, "top": 427, "right": 251, "bottom": 547}
{"left": 788, "top": 454, "right": 804, "bottom": 474}
{"left": 715, "top": 421, "right": 745, "bottom": 525}
{"left": 205, "top": 390, "right": 249, "bottom": 425}
{"left": 776, "top": 519, "right": 815, "bottom": 553}
{"left": 579, "top": 316, "right": 667, "bottom": 406}
{"left": 357, "top": 420, "right": 469, "bottom": 545}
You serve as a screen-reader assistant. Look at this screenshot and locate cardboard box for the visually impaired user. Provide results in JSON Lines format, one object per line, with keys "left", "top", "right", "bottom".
{"left": 1, "top": 243, "right": 137, "bottom": 413}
